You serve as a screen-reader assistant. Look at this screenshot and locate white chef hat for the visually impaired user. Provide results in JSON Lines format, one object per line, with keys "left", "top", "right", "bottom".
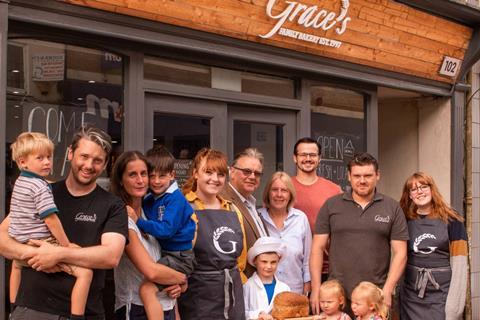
{"left": 247, "top": 236, "right": 287, "bottom": 266}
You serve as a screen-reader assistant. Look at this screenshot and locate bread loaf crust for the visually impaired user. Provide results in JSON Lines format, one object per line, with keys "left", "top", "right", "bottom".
{"left": 271, "top": 292, "right": 309, "bottom": 320}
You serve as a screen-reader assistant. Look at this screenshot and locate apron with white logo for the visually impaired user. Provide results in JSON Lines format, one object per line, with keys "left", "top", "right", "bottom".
{"left": 178, "top": 207, "right": 245, "bottom": 320}
{"left": 400, "top": 217, "right": 451, "bottom": 320}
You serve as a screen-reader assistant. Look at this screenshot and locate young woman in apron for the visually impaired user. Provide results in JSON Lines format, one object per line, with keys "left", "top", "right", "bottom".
{"left": 178, "top": 148, "right": 247, "bottom": 320}
{"left": 399, "top": 172, "right": 468, "bottom": 320}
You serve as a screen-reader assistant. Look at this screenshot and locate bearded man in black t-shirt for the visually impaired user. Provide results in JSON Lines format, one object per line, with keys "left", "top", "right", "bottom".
{"left": 0, "top": 125, "right": 128, "bottom": 320}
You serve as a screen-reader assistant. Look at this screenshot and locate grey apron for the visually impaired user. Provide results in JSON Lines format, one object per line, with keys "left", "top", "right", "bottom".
{"left": 400, "top": 217, "right": 451, "bottom": 320}
{"left": 178, "top": 206, "right": 245, "bottom": 320}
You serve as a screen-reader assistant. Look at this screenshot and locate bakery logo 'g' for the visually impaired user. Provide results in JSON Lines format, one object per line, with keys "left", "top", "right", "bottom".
{"left": 213, "top": 226, "right": 238, "bottom": 255}
{"left": 259, "top": 0, "right": 351, "bottom": 39}
{"left": 413, "top": 233, "right": 437, "bottom": 254}
{"left": 75, "top": 212, "right": 97, "bottom": 223}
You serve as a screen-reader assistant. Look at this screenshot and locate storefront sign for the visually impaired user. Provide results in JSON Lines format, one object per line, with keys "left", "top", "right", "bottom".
{"left": 260, "top": 0, "right": 350, "bottom": 48}
{"left": 32, "top": 54, "right": 65, "bottom": 81}
{"left": 64, "top": 0, "right": 473, "bottom": 84}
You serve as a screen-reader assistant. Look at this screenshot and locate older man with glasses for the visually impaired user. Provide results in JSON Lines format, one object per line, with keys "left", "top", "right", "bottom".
{"left": 220, "top": 148, "right": 268, "bottom": 277}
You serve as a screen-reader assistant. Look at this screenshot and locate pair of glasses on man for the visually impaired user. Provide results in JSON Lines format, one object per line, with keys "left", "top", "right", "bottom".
{"left": 410, "top": 184, "right": 430, "bottom": 194}
{"left": 297, "top": 152, "right": 319, "bottom": 158}
{"left": 233, "top": 166, "right": 263, "bottom": 178}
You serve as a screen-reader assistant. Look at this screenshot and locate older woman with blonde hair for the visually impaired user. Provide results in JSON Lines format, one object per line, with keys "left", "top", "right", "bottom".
{"left": 258, "top": 171, "right": 312, "bottom": 294}
{"left": 399, "top": 172, "right": 467, "bottom": 320}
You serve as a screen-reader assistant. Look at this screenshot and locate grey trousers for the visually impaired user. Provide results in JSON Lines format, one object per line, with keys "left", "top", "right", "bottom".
{"left": 11, "top": 307, "right": 70, "bottom": 320}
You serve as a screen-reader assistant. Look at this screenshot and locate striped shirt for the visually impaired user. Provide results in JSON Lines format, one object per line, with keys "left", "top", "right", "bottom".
{"left": 8, "top": 171, "right": 58, "bottom": 243}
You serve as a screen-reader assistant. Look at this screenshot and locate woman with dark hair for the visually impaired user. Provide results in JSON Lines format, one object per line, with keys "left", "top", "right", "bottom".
{"left": 257, "top": 171, "right": 311, "bottom": 295}
{"left": 110, "top": 151, "right": 186, "bottom": 320}
{"left": 178, "top": 148, "right": 247, "bottom": 320}
{"left": 399, "top": 172, "right": 467, "bottom": 320}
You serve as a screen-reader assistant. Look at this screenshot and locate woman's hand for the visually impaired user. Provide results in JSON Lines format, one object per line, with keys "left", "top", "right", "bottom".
{"left": 126, "top": 205, "right": 138, "bottom": 222}
{"left": 164, "top": 284, "right": 182, "bottom": 299}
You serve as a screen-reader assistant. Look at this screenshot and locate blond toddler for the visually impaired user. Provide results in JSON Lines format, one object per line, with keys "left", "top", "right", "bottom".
{"left": 318, "top": 279, "right": 352, "bottom": 320}
{"left": 351, "top": 282, "right": 388, "bottom": 320}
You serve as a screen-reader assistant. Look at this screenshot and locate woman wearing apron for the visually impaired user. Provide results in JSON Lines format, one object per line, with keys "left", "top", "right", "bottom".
{"left": 399, "top": 172, "right": 467, "bottom": 320}
{"left": 178, "top": 148, "right": 247, "bottom": 320}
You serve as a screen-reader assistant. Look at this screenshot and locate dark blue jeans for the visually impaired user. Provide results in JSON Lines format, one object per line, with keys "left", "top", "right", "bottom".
{"left": 114, "top": 304, "right": 174, "bottom": 320}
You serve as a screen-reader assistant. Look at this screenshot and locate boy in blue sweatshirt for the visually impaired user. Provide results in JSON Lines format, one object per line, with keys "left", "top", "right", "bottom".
{"left": 136, "top": 146, "right": 196, "bottom": 319}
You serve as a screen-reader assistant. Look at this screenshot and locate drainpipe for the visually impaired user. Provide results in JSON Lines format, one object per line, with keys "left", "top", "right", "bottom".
{"left": 465, "top": 69, "right": 473, "bottom": 320}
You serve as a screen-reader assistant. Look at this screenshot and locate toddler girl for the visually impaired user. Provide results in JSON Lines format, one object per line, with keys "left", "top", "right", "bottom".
{"left": 351, "top": 282, "right": 388, "bottom": 320}
{"left": 318, "top": 280, "right": 351, "bottom": 320}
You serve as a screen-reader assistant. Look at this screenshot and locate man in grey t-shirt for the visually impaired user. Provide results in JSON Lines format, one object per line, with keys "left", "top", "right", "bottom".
{"left": 309, "top": 152, "right": 408, "bottom": 316}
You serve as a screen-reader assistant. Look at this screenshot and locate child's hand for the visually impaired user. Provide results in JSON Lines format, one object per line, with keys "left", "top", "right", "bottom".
{"left": 68, "top": 243, "right": 80, "bottom": 248}
{"left": 258, "top": 312, "right": 273, "bottom": 320}
{"left": 163, "top": 284, "right": 182, "bottom": 299}
{"left": 126, "top": 205, "right": 138, "bottom": 222}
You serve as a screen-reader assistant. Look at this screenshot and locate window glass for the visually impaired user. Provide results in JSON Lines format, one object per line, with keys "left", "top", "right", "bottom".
{"left": 6, "top": 39, "right": 124, "bottom": 192}
{"left": 241, "top": 72, "right": 295, "bottom": 99}
{"left": 144, "top": 56, "right": 296, "bottom": 99}
{"left": 144, "top": 56, "right": 211, "bottom": 87}
{"left": 310, "top": 86, "right": 365, "bottom": 190}
{"left": 233, "top": 120, "right": 283, "bottom": 201}
{"left": 153, "top": 113, "right": 210, "bottom": 187}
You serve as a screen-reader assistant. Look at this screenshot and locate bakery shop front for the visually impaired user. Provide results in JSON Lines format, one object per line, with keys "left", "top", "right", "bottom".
{"left": 1, "top": 0, "right": 480, "bottom": 318}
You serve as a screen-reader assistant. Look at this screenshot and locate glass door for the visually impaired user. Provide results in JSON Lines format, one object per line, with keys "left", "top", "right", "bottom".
{"left": 228, "top": 105, "right": 296, "bottom": 201}
{"left": 145, "top": 94, "right": 227, "bottom": 186}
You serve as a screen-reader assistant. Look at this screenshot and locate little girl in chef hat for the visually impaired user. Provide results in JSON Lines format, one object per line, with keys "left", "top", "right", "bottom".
{"left": 243, "top": 237, "right": 290, "bottom": 320}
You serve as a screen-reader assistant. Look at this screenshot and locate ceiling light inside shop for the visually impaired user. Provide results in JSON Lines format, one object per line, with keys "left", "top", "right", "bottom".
{"left": 14, "top": 116, "right": 19, "bottom": 119}
{"left": 112, "top": 140, "right": 119, "bottom": 144}
{"left": 77, "top": 97, "right": 83, "bottom": 101}
{"left": 88, "top": 80, "right": 95, "bottom": 83}
{"left": 11, "top": 69, "right": 20, "bottom": 73}
{"left": 13, "top": 91, "right": 19, "bottom": 94}
{"left": 14, "top": 105, "right": 20, "bottom": 108}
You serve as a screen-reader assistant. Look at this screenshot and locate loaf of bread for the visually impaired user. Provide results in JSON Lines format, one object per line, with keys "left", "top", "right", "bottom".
{"left": 271, "top": 292, "right": 309, "bottom": 320}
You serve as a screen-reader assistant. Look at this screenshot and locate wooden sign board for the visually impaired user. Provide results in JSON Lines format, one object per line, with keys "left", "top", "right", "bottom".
{"left": 62, "top": 0, "right": 473, "bottom": 83}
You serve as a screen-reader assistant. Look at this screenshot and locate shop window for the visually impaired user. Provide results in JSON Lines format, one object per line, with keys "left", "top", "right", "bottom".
{"left": 6, "top": 39, "right": 124, "bottom": 190}
{"left": 7, "top": 43, "right": 25, "bottom": 91}
{"left": 144, "top": 56, "right": 296, "bottom": 99}
{"left": 310, "top": 86, "right": 365, "bottom": 190}
{"left": 144, "top": 56, "right": 211, "bottom": 87}
{"left": 241, "top": 72, "right": 295, "bottom": 99}
{"left": 5, "top": 38, "right": 124, "bottom": 319}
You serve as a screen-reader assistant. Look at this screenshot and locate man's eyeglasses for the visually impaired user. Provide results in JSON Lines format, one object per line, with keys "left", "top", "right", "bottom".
{"left": 297, "top": 153, "right": 319, "bottom": 159}
{"left": 233, "top": 166, "right": 263, "bottom": 178}
{"left": 410, "top": 184, "right": 430, "bottom": 194}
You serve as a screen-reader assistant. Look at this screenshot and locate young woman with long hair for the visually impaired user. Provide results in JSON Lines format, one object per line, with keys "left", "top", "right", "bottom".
{"left": 178, "top": 148, "right": 247, "bottom": 320}
{"left": 399, "top": 172, "right": 467, "bottom": 320}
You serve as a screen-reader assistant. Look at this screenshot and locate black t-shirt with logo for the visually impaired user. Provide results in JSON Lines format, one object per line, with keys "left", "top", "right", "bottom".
{"left": 15, "top": 180, "right": 128, "bottom": 319}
